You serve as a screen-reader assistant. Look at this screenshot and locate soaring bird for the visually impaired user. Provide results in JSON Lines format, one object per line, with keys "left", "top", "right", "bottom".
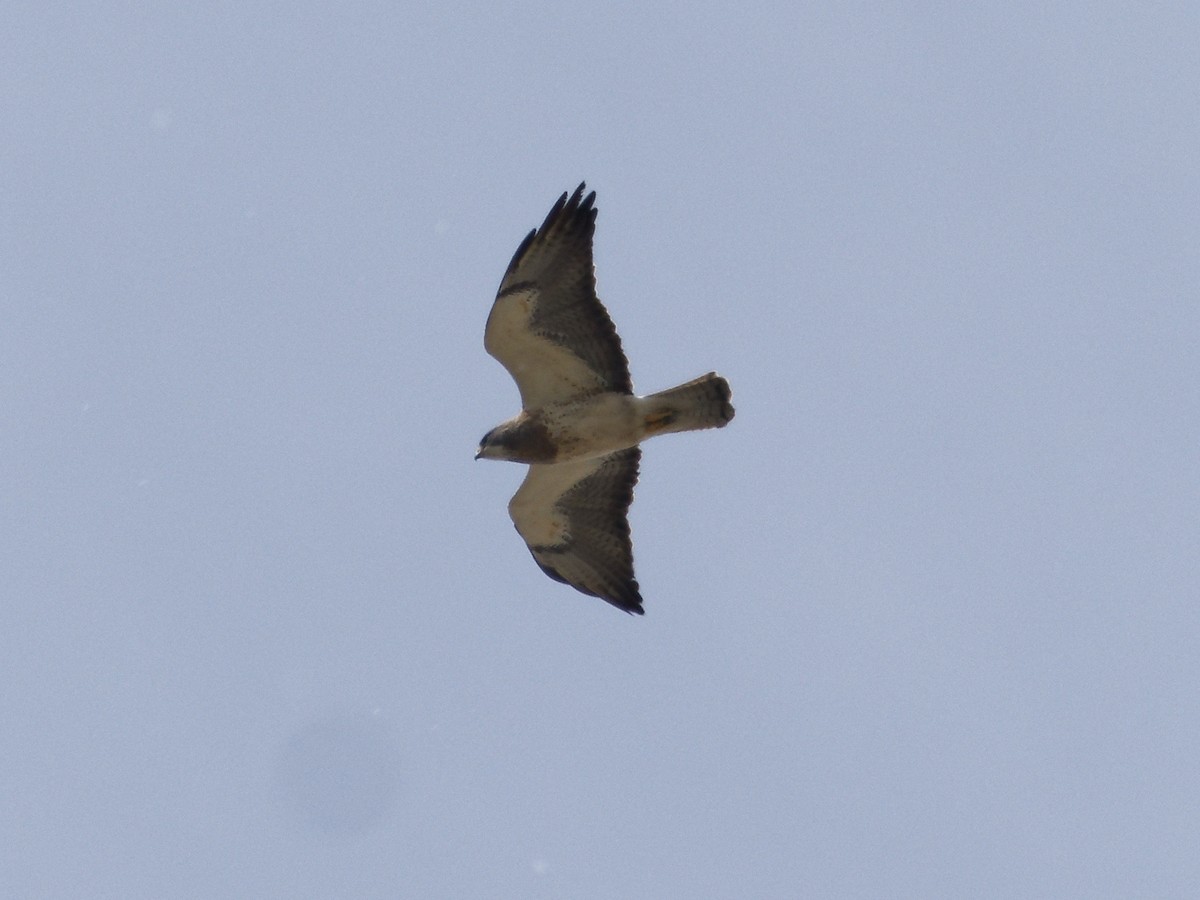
{"left": 477, "top": 184, "right": 734, "bottom": 614}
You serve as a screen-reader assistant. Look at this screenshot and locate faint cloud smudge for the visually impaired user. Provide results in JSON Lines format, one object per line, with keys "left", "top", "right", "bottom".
{"left": 272, "top": 711, "right": 400, "bottom": 836}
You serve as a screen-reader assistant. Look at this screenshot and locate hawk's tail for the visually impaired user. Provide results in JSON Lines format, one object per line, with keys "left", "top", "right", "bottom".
{"left": 642, "top": 372, "right": 735, "bottom": 436}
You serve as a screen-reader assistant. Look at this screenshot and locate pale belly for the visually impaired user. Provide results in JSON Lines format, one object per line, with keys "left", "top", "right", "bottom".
{"left": 542, "top": 393, "right": 645, "bottom": 461}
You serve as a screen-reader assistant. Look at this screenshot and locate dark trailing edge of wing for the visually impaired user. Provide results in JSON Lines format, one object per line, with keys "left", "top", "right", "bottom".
{"left": 532, "top": 555, "right": 644, "bottom": 615}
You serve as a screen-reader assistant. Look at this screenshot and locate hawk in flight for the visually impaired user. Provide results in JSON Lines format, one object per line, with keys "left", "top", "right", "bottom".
{"left": 477, "top": 184, "right": 734, "bottom": 614}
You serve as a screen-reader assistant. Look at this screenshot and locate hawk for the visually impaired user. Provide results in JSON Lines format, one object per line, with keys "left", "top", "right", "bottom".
{"left": 477, "top": 184, "right": 734, "bottom": 614}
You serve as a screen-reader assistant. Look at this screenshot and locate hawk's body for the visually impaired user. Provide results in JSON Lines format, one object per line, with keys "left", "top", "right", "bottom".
{"left": 478, "top": 184, "right": 734, "bottom": 614}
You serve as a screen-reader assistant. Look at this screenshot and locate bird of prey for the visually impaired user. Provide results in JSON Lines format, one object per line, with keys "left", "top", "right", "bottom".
{"left": 477, "top": 184, "right": 734, "bottom": 614}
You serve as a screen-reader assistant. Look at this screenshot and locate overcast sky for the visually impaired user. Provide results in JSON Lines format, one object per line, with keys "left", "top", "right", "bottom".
{"left": 4, "top": 3, "right": 1198, "bottom": 898}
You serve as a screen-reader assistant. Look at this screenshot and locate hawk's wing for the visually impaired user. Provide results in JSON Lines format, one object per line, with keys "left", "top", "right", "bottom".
{"left": 485, "top": 184, "right": 633, "bottom": 409}
{"left": 507, "top": 447, "right": 643, "bottom": 614}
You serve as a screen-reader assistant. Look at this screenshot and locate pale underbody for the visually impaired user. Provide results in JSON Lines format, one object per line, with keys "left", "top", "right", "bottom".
{"left": 479, "top": 392, "right": 675, "bottom": 465}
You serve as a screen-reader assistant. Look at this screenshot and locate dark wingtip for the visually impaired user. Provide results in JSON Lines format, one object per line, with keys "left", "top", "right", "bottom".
{"left": 596, "top": 583, "right": 644, "bottom": 616}
{"left": 529, "top": 183, "right": 597, "bottom": 243}
{"left": 609, "top": 581, "right": 644, "bottom": 615}
{"left": 566, "top": 182, "right": 597, "bottom": 224}
{"left": 571, "top": 182, "right": 596, "bottom": 213}
{"left": 502, "top": 228, "right": 539, "bottom": 277}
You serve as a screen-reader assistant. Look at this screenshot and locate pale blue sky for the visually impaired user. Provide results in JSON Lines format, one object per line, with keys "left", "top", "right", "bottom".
{"left": 3, "top": 3, "right": 1198, "bottom": 897}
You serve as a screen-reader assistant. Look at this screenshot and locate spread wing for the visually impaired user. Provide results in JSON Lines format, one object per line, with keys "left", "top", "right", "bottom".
{"left": 485, "top": 184, "right": 633, "bottom": 409}
{"left": 507, "top": 448, "right": 643, "bottom": 614}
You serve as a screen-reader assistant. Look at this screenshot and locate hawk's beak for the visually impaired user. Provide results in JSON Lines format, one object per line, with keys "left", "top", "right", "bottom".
{"left": 474, "top": 449, "right": 483, "bottom": 461}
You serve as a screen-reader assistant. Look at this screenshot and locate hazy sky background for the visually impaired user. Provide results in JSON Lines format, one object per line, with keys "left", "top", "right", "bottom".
{"left": 4, "top": 3, "right": 1198, "bottom": 897}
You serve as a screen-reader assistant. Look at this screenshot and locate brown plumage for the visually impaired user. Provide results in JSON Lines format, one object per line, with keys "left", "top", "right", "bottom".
{"left": 478, "top": 184, "right": 734, "bottom": 614}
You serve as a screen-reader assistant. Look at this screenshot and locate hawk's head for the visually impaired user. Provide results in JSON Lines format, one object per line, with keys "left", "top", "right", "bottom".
{"left": 475, "top": 425, "right": 511, "bottom": 461}
{"left": 475, "top": 415, "right": 557, "bottom": 464}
